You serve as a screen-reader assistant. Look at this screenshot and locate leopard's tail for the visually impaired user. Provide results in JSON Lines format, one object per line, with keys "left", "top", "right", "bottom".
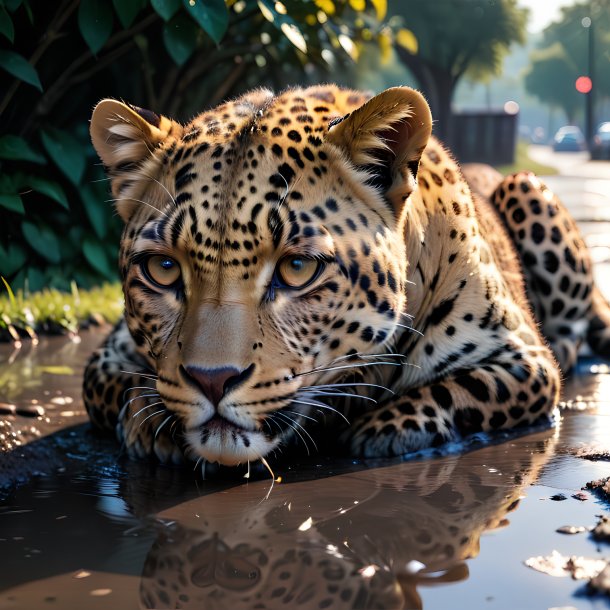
{"left": 586, "top": 285, "right": 610, "bottom": 359}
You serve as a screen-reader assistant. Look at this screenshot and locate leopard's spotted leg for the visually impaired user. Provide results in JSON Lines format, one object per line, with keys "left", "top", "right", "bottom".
{"left": 82, "top": 319, "right": 185, "bottom": 464}
{"left": 587, "top": 286, "right": 610, "bottom": 359}
{"left": 347, "top": 344, "right": 560, "bottom": 458}
{"left": 491, "top": 171, "right": 599, "bottom": 374}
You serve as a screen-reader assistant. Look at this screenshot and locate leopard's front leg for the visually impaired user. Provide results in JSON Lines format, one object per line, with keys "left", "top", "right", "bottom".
{"left": 347, "top": 346, "right": 560, "bottom": 458}
{"left": 83, "top": 319, "right": 184, "bottom": 464}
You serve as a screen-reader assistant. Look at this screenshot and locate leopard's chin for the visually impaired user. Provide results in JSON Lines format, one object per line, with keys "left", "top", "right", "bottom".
{"left": 184, "top": 415, "right": 279, "bottom": 467}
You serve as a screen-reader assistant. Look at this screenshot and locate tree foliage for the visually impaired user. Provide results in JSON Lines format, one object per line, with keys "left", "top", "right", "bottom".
{"left": 389, "top": 0, "right": 528, "bottom": 141}
{"left": 0, "top": 0, "right": 385, "bottom": 292}
{"left": 523, "top": 0, "right": 610, "bottom": 123}
{"left": 524, "top": 43, "right": 581, "bottom": 123}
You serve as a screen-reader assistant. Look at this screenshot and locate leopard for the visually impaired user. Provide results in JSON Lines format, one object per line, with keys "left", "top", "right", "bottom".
{"left": 83, "top": 84, "right": 610, "bottom": 467}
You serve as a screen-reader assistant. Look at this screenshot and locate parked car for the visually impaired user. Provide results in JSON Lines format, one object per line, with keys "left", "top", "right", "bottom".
{"left": 553, "top": 126, "right": 586, "bottom": 152}
{"left": 591, "top": 122, "right": 610, "bottom": 160}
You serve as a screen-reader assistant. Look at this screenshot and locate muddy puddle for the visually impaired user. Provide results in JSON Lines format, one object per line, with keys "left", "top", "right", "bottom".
{"left": 0, "top": 332, "right": 608, "bottom": 609}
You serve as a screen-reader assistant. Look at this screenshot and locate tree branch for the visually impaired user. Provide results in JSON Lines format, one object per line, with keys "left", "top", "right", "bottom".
{"left": 0, "top": 0, "right": 79, "bottom": 117}
{"left": 26, "top": 12, "right": 160, "bottom": 129}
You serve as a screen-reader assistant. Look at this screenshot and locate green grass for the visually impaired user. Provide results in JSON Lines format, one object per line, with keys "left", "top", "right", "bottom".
{"left": 0, "top": 281, "right": 123, "bottom": 341}
{"left": 495, "top": 140, "right": 558, "bottom": 176}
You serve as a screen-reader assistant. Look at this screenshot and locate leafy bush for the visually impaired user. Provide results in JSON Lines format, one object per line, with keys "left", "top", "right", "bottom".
{"left": 0, "top": 0, "right": 386, "bottom": 293}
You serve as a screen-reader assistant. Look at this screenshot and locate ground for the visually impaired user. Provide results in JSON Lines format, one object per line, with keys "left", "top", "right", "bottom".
{"left": 0, "top": 152, "right": 609, "bottom": 609}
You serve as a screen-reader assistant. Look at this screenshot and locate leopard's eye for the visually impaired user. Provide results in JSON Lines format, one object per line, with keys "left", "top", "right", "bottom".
{"left": 145, "top": 255, "right": 181, "bottom": 287}
{"left": 276, "top": 255, "right": 320, "bottom": 289}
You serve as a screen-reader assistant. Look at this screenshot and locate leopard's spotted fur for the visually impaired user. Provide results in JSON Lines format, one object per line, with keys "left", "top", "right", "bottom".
{"left": 83, "top": 85, "right": 610, "bottom": 466}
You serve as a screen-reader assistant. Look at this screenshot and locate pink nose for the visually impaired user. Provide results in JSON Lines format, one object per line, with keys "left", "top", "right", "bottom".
{"left": 183, "top": 365, "right": 251, "bottom": 407}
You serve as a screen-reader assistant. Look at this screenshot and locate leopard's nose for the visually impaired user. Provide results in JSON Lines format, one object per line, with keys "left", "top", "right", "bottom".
{"left": 182, "top": 364, "right": 254, "bottom": 407}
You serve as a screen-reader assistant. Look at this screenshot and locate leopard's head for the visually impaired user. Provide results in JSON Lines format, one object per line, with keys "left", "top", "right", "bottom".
{"left": 90, "top": 86, "right": 432, "bottom": 465}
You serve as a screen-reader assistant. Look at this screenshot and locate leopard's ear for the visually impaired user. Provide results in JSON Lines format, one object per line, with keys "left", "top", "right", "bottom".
{"left": 326, "top": 87, "right": 432, "bottom": 214}
{"left": 90, "top": 99, "right": 183, "bottom": 222}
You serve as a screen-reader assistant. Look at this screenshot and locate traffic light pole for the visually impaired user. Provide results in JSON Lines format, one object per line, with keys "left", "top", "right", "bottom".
{"left": 585, "top": 20, "right": 595, "bottom": 149}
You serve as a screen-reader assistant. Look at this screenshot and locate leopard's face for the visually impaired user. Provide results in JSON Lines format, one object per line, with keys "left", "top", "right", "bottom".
{"left": 102, "top": 89, "right": 423, "bottom": 466}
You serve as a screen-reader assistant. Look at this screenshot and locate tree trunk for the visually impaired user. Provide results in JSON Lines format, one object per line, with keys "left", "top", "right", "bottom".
{"left": 429, "top": 69, "right": 456, "bottom": 144}
{"left": 394, "top": 45, "right": 456, "bottom": 144}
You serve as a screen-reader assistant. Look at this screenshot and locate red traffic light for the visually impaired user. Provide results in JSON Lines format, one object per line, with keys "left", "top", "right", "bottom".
{"left": 575, "top": 76, "right": 593, "bottom": 94}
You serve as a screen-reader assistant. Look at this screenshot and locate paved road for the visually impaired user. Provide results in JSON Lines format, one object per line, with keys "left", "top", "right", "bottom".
{"left": 528, "top": 144, "right": 610, "bottom": 179}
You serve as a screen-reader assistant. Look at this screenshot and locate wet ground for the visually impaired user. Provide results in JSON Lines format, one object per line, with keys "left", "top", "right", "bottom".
{"left": 1, "top": 166, "right": 609, "bottom": 609}
{"left": 0, "top": 332, "right": 609, "bottom": 609}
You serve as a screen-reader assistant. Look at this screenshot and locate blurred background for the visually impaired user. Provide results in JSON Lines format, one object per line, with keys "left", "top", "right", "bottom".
{"left": 0, "top": 0, "right": 609, "bottom": 297}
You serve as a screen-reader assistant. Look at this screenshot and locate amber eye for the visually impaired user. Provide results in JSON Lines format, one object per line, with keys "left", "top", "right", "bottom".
{"left": 145, "top": 255, "right": 181, "bottom": 286}
{"left": 276, "top": 255, "right": 320, "bottom": 289}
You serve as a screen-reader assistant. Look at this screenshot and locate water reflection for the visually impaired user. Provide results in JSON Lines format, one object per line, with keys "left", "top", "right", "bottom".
{"left": 134, "top": 429, "right": 557, "bottom": 609}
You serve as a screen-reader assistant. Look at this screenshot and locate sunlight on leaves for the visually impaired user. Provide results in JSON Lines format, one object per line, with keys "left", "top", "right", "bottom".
{"left": 370, "top": 0, "right": 387, "bottom": 21}
{"left": 314, "top": 0, "right": 335, "bottom": 16}
{"left": 280, "top": 22, "right": 307, "bottom": 54}
{"left": 257, "top": 0, "right": 274, "bottom": 22}
{"left": 395, "top": 28, "right": 418, "bottom": 54}
{"left": 338, "top": 34, "right": 358, "bottom": 60}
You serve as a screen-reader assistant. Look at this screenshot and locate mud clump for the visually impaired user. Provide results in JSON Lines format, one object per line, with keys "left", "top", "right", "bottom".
{"left": 589, "top": 564, "right": 610, "bottom": 596}
{"left": 592, "top": 515, "right": 610, "bottom": 543}
{"left": 585, "top": 477, "right": 610, "bottom": 501}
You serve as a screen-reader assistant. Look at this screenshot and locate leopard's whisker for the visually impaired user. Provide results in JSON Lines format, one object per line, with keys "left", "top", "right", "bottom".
{"left": 289, "top": 398, "right": 351, "bottom": 425}
{"left": 274, "top": 411, "right": 316, "bottom": 454}
{"left": 304, "top": 390, "right": 378, "bottom": 403}
{"left": 395, "top": 322, "right": 424, "bottom": 337}
{"left": 281, "top": 409, "right": 318, "bottom": 423}
{"left": 106, "top": 196, "right": 171, "bottom": 220}
{"left": 123, "top": 386, "right": 158, "bottom": 396}
{"left": 133, "top": 401, "right": 165, "bottom": 420}
{"left": 301, "top": 381, "right": 395, "bottom": 394}
{"left": 138, "top": 409, "right": 167, "bottom": 428}
{"left": 123, "top": 392, "right": 160, "bottom": 408}
{"left": 327, "top": 351, "right": 408, "bottom": 364}
{"left": 140, "top": 171, "right": 178, "bottom": 207}
{"left": 120, "top": 370, "right": 159, "bottom": 381}
{"left": 296, "top": 361, "right": 402, "bottom": 377}
{"left": 155, "top": 415, "right": 174, "bottom": 439}
{"left": 264, "top": 415, "right": 284, "bottom": 436}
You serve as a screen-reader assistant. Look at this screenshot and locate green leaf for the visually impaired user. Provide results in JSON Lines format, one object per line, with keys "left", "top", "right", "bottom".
{"left": 41, "top": 128, "right": 85, "bottom": 185}
{"left": 1, "top": 276, "right": 17, "bottom": 308}
{"left": 78, "top": 0, "right": 113, "bottom": 54}
{"left": 83, "top": 236, "right": 114, "bottom": 278}
{"left": 26, "top": 267, "right": 45, "bottom": 292}
{"left": 0, "top": 50, "right": 42, "bottom": 90}
{"left": 21, "top": 221, "right": 61, "bottom": 263}
{"left": 0, "top": 135, "right": 46, "bottom": 163}
{"left": 0, "top": 193, "right": 24, "bottom": 214}
{"left": 0, "top": 5, "right": 15, "bottom": 42}
{"left": 183, "top": 0, "right": 228, "bottom": 45}
{"left": 152, "top": 0, "right": 181, "bottom": 21}
{"left": 0, "top": 244, "right": 27, "bottom": 277}
{"left": 23, "top": 175, "right": 69, "bottom": 210}
{"left": 80, "top": 182, "right": 109, "bottom": 239}
{"left": 112, "top": 0, "right": 146, "bottom": 28}
{"left": 4, "top": 0, "right": 23, "bottom": 12}
{"left": 163, "top": 13, "right": 197, "bottom": 65}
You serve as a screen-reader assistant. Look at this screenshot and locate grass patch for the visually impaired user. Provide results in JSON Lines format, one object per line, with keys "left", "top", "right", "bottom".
{"left": 495, "top": 140, "right": 558, "bottom": 176}
{"left": 0, "top": 282, "right": 123, "bottom": 341}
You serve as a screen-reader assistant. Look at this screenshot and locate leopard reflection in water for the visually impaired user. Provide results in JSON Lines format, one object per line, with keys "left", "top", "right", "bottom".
{"left": 135, "top": 428, "right": 557, "bottom": 609}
